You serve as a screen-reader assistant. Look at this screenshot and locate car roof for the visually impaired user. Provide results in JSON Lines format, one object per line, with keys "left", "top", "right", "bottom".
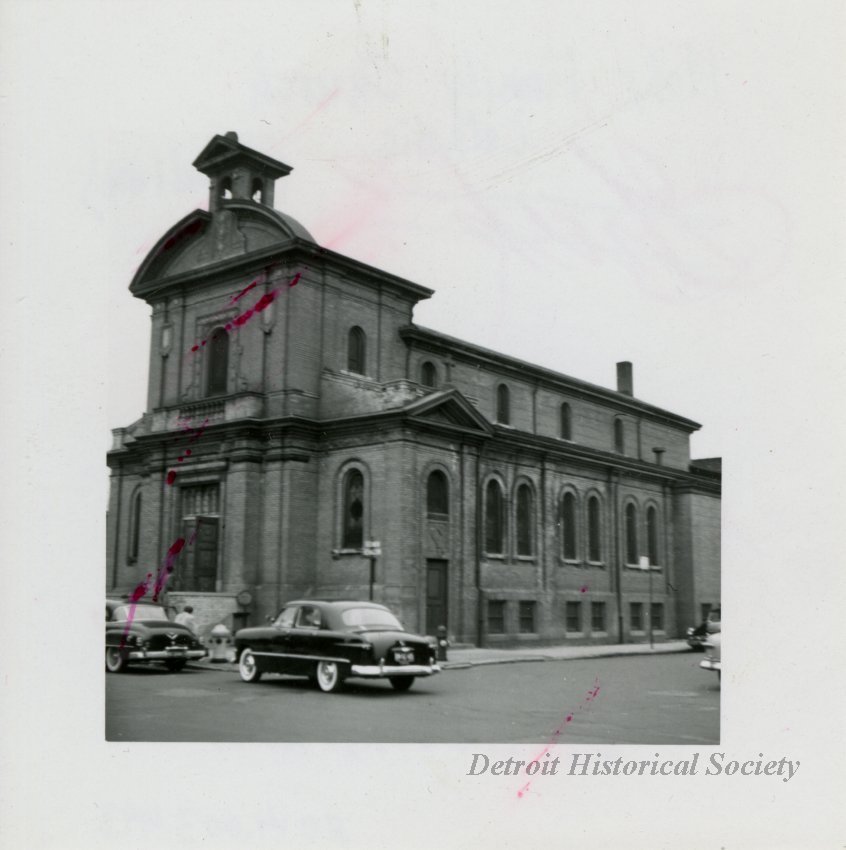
{"left": 284, "top": 599, "right": 389, "bottom": 610}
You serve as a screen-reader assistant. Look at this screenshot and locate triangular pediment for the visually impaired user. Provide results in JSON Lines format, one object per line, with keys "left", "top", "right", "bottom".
{"left": 402, "top": 389, "right": 493, "bottom": 435}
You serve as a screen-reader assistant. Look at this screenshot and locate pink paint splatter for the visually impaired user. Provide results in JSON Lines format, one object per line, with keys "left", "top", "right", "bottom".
{"left": 166, "top": 419, "right": 209, "bottom": 485}
{"left": 190, "top": 271, "right": 298, "bottom": 353}
{"left": 119, "top": 535, "right": 197, "bottom": 647}
{"left": 579, "top": 585, "right": 589, "bottom": 594}
{"left": 516, "top": 677, "right": 601, "bottom": 799}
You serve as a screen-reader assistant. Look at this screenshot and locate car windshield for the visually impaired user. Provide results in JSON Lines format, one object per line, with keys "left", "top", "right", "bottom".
{"left": 340, "top": 607, "right": 404, "bottom": 632}
{"left": 111, "top": 604, "right": 169, "bottom": 622}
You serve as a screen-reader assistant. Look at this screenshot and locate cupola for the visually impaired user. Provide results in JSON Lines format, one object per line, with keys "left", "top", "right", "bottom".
{"left": 192, "top": 131, "right": 293, "bottom": 212}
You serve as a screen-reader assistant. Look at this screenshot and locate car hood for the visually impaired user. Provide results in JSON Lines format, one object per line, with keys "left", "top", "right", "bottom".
{"left": 108, "top": 619, "right": 193, "bottom": 637}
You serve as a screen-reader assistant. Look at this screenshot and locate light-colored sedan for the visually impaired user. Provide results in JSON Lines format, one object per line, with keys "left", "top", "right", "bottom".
{"left": 699, "top": 632, "right": 721, "bottom": 682}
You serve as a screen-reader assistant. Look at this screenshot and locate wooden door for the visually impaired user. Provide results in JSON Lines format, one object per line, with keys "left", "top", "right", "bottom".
{"left": 194, "top": 516, "right": 219, "bottom": 592}
{"left": 425, "top": 559, "right": 448, "bottom": 636}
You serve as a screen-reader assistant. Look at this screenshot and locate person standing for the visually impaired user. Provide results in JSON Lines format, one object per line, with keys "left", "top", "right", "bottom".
{"left": 174, "top": 605, "right": 197, "bottom": 635}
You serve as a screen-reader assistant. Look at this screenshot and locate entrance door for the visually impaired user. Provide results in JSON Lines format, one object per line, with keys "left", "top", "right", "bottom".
{"left": 194, "top": 516, "right": 219, "bottom": 592}
{"left": 425, "top": 559, "right": 448, "bottom": 636}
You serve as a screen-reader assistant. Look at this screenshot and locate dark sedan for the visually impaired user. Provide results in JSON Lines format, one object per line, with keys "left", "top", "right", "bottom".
{"left": 234, "top": 600, "right": 441, "bottom": 693}
{"left": 105, "top": 599, "right": 206, "bottom": 673}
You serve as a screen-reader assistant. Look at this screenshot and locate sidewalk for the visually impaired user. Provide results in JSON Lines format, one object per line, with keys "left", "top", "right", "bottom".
{"left": 190, "top": 640, "right": 690, "bottom": 672}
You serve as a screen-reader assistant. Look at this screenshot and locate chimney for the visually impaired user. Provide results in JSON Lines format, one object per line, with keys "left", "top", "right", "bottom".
{"left": 616, "top": 361, "right": 633, "bottom": 396}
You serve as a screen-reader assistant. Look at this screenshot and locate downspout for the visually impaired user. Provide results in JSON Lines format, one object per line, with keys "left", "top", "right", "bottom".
{"left": 475, "top": 441, "right": 486, "bottom": 647}
{"left": 609, "top": 467, "right": 624, "bottom": 643}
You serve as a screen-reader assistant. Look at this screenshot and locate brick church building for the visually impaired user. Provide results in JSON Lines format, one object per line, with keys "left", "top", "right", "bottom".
{"left": 106, "top": 132, "right": 721, "bottom": 645}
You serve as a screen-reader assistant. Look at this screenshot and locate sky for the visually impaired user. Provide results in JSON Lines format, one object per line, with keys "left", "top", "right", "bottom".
{"left": 2, "top": 2, "right": 845, "bottom": 849}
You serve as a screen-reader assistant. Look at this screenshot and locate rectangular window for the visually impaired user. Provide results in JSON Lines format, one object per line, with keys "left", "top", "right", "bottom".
{"left": 591, "top": 601, "right": 606, "bottom": 632}
{"left": 487, "top": 600, "right": 506, "bottom": 634}
{"left": 519, "top": 601, "right": 536, "bottom": 634}
{"left": 651, "top": 602, "right": 664, "bottom": 631}
{"left": 565, "top": 601, "right": 582, "bottom": 633}
{"left": 700, "top": 602, "right": 711, "bottom": 622}
{"left": 630, "top": 602, "right": 644, "bottom": 631}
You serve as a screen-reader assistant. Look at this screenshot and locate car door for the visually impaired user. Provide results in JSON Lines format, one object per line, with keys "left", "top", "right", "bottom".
{"left": 264, "top": 605, "right": 297, "bottom": 673}
{"left": 287, "top": 604, "right": 325, "bottom": 675}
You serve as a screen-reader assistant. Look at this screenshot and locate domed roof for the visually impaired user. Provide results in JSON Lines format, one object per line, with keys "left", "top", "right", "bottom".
{"left": 129, "top": 200, "right": 315, "bottom": 295}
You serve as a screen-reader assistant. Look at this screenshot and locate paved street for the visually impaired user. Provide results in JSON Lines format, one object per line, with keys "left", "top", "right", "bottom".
{"left": 106, "top": 652, "right": 719, "bottom": 743}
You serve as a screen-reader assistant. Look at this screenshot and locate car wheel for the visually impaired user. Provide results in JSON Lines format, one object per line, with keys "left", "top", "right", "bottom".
{"left": 389, "top": 676, "right": 415, "bottom": 692}
{"left": 315, "top": 661, "right": 344, "bottom": 693}
{"left": 105, "top": 646, "right": 128, "bottom": 673}
{"left": 238, "top": 648, "right": 262, "bottom": 683}
{"left": 165, "top": 659, "right": 187, "bottom": 672}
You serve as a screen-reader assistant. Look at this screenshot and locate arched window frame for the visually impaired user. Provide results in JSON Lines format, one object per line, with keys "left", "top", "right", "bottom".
{"left": 646, "top": 503, "right": 661, "bottom": 567}
{"left": 251, "top": 177, "right": 264, "bottom": 202}
{"left": 127, "top": 487, "right": 142, "bottom": 564}
{"left": 496, "top": 383, "right": 511, "bottom": 425}
{"left": 484, "top": 477, "right": 506, "bottom": 556}
{"left": 420, "top": 360, "right": 437, "bottom": 389}
{"left": 426, "top": 469, "right": 450, "bottom": 518}
{"left": 338, "top": 464, "right": 368, "bottom": 550}
{"left": 614, "top": 417, "right": 625, "bottom": 454}
{"left": 220, "top": 176, "right": 233, "bottom": 200}
{"left": 347, "top": 326, "right": 366, "bottom": 375}
{"left": 587, "top": 493, "right": 603, "bottom": 563}
{"left": 514, "top": 480, "right": 535, "bottom": 558}
{"left": 560, "top": 488, "right": 578, "bottom": 561}
{"left": 625, "top": 501, "right": 639, "bottom": 565}
{"left": 205, "top": 325, "right": 229, "bottom": 397}
{"left": 560, "top": 402, "right": 573, "bottom": 441}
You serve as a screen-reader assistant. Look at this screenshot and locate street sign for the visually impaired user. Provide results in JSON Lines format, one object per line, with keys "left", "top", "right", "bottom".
{"left": 363, "top": 540, "right": 382, "bottom": 557}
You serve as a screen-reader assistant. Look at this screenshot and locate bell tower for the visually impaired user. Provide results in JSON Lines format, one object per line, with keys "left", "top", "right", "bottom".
{"left": 192, "top": 130, "right": 293, "bottom": 212}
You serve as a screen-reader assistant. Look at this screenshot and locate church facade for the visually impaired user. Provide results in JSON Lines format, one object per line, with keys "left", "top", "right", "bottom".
{"left": 106, "top": 132, "right": 721, "bottom": 646}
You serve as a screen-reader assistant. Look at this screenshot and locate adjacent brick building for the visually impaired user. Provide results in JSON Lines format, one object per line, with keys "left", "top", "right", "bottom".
{"left": 106, "top": 132, "right": 721, "bottom": 645}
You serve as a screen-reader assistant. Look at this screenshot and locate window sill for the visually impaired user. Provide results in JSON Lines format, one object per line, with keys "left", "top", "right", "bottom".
{"left": 515, "top": 555, "right": 537, "bottom": 563}
{"left": 331, "top": 548, "right": 366, "bottom": 559}
{"left": 484, "top": 553, "right": 506, "bottom": 560}
{"left": 624, "top": 564, "right": 662, "bottom": 571}
{"left": 560, "top": 558, "right": 582, "bottom": 567}
{"left": 586, "top": 560, "right": 607, "bottom": 569}
{"left": 565, "top": 631, "right": 584, "bottom": 637}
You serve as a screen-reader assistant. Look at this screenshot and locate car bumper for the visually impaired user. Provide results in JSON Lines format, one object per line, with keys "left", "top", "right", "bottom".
{"left": 699, "top": 658, "right": 721, "bottom": 672}
{"left": 127, "top": 649, "right": 207, "bottom": 661}
{"left": 350, "top": 663, "right": 441, "bottom": 678}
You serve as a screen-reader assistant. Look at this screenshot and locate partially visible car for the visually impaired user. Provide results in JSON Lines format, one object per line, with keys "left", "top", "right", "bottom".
{"left": 686, "top": 607, "right": 721, "bottom": 650}
{"left": 234, "top": 600, "right": 441, "bottom": 693}
{"left": 699, "top": 632, "right": 721, "bottom": 682}
{"left": 105, "top": 598, "right": 206, "bottom": 673}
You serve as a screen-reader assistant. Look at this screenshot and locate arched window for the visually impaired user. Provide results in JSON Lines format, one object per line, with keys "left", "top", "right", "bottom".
{"left": 206, "top": 326, "right": 229, "bottom": 396}
{"left": 128, "top": 489, "right": 142, "bottom": 563}
{"left": 647, "top": 506, "right": 659, "bottom": 566}
{"left": 614, "top": 418, "right": 625, "bottom": 454}
{"left": 342, "top": 469, "right": 365, "bottom": 548}
{"left": 516, "top": 483, "right": 534, "bottom": 556}
{"left": 251, "top": 177, "right": 264, "bottom": 202}
{"left": 484, "top": 479, "right": 504, "bottom": 555}
{"left": 426, "top": 470, "right": 449, "bottom": 517}
{"left": 347, "top": 326, "right": 366, "bottom": 375}
{"left": 496, "top": 384, "right": 510, "bottom": 425}
{"left": 588, "top": 496, "right": 602, "bottom": 562}
{"left": 562, "top": 491, "right": 577, "bottom": 560}
{"left": 420, "top": 361, "right": 437, "bottom": 388}
{"left": 560, "top": 403, "right": 572, "bottom": 440}
{"left": 220, "top": 176, "right": 232, "bottom": 200}
{"left": 625, "top": 503, "right": 638, "bottom": 564}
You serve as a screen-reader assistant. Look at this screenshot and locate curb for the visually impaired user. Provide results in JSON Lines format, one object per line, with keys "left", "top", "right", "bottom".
{"left": 189, "top": 644, "right": 690, "bottom": 673}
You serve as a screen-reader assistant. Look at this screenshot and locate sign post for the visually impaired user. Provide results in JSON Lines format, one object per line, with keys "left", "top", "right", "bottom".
{"left": 639, "top": 555, "right": 653, "bottom": 649}
{"left": 363, "top": 540, "right": 382, "bottom": 601}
